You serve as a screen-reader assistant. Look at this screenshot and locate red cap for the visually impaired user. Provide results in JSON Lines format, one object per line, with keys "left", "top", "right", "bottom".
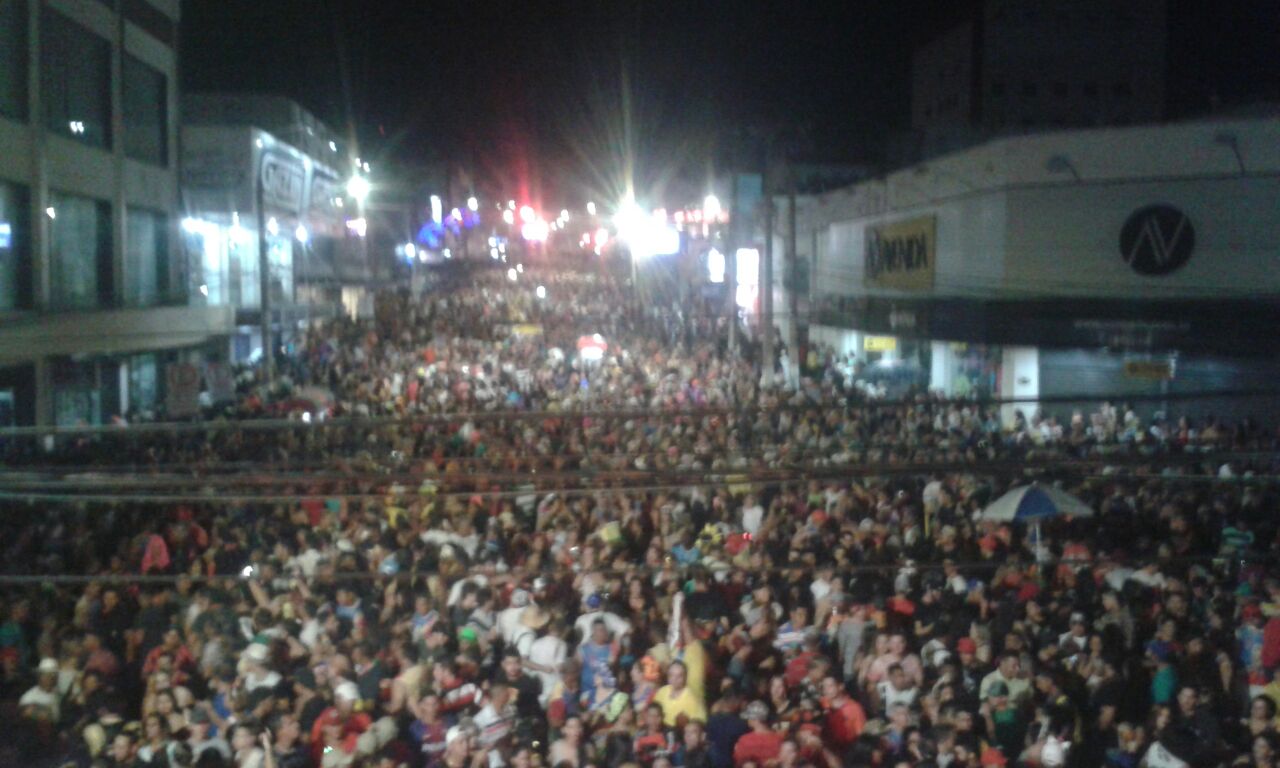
{"left": 1243, "top": 603, "right": 1263, "bottom": 620}
{"left": 956, "top": 637, "right": 977, "bottom": 654}
{"left": 981, "top": 747, "right": 1009, "bottom": 766}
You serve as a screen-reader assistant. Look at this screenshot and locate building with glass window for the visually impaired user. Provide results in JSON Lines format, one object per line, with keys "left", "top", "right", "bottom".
{"left": 179, "top": 94, "right": 375, "bottom": 362}
{"left": 0, "top": 0, "right": 233, "bottom": 426}
{"left": 768, "top": 114, "right": 1280, "bottom": 425}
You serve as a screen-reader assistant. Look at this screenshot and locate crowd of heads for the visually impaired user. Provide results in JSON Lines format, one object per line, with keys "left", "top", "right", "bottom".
{"left": 2, "top": 263, "right": 1279, "bottom": 768}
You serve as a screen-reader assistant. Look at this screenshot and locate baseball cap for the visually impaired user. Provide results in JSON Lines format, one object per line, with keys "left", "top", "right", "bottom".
{"left": 987, "top": 680, "right": 1009, "bottom": 698}
{"left": 37, "top": 657, "right": 58, "bottom": 675}
{"left": 335, "top": 681, "right": 360, "bottom": 702}
{"left": 586, "top": 593, "right": 602, "bottom": 610}
{"left": 956, "top": 637, "right": 977, "bottom": 655}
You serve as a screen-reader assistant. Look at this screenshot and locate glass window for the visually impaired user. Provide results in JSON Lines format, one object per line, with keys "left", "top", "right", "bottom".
{"left": 52, "top": 358, "right": 102, "bottom": 426}
{"left": 231, "top": 235, "right": 258, "bottom": 308}
{"left": 127, "top": 353, "right": 158, "bottom": 416}
{"left": 48, "top": 191, "right": 112, "bottom": 310}
{"left": 41, "top": 7, "right": 111, "bottom": 149}
{"left": 123, "top": 54, "right": 167, "bottom": 165}
{"left": 125, "top": 208, "right": 169, "bottom": 307}
{"left": 0, "top": 181, "right": 31, "bottom": 311}
{"left": 268, "top": 235, "right": 293, "bottom": 304}
{"left": 0, "top": 0, "right": 27, "bottom": 121}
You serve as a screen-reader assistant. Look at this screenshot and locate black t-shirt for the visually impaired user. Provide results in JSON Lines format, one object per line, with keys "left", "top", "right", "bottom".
{"left": 505, "top": 672, "right": 542, "bottom": 719}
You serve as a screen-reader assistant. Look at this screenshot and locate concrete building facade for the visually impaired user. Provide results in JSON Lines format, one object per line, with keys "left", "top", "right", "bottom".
{"left": 0, "top": 0, "right": 233, "bottom": 427}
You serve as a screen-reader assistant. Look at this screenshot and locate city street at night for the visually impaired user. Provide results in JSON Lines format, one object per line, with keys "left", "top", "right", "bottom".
{"left": 2, "top": 2, "right": 1280, "bottom": 768}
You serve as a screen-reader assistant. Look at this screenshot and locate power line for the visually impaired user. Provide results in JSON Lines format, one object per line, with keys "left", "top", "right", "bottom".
{"left": 3, "top": 464, "right": 1277, "bottom": 507}
{"left": 0, "top": 552, "right": 1269, "bottom": 587}
{"left": 3, "top": 388, "right": 1277, "bottom": 439}
{"left": 1, "top": 448, "right": 1276, "bottom": 492}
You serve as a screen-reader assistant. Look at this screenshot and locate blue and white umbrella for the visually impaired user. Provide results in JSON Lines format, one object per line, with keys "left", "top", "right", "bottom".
{"left": 981, "top": 483, "right": 1095, "bottom": 522}
{"left": 981, "top": 483, "right": 1094, "bottom": 561}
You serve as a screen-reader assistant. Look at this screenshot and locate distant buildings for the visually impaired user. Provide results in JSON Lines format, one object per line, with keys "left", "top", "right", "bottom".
{"left": 766, "top": 115, "right": 1280, "bottom": 424}
{"left": 908, "top": 0, "right": 1166, "bottom": 160}
{"left": 0, "top": 0, "right": 235, "bottom": 427}
{"left": 181, "top": 94, "right": 377, "bottom": 362}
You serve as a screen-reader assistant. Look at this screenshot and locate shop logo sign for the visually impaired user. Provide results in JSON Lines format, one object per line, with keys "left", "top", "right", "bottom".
{"left": 1119, "top": 204, "right": 1194, "bottom": 276}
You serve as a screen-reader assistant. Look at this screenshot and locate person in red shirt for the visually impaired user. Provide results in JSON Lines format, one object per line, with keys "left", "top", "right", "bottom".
{"left": 310, "top": 681, "right": 372, "bottom": 763}
{"left": 796, "top": 723, "right": 842, "bottom": 768}
{"left": 820, "top": 676, "right": 866, "bottom": 749}
{"left": 141, "top": 628, "right": 195, "bottom": 683}
{"left": 733, "top": 700, "right": 783, "bottom": 767}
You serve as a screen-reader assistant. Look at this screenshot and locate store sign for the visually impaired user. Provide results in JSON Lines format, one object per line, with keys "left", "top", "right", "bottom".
{"left": 1119, "top": 204, "right": 1195, "bottom": 276}
{"left": 165, "top": 364, "right": 201, "bottom": 418}
{"left": 865, "top": 335, "right": 897, "bottom": 352}
{"left": 865, "top": 216, "right": 936, "bottom": 291}
{"left": 260, "top": 152, "right": 306, "bottom": 213}
{"left": 1123, "top": 360, "right": 1174, "bottom": 381}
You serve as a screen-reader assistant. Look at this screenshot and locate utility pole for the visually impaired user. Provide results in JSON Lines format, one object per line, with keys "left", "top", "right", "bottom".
{"left": 254, "top": 162, "right": 274, "bottom": 383}
{"left": 726, "top": 171, "right": 738, "bottom": 354}
{"left": 761, "top": 162, "right": 774, "bottom": 388}
{"left": 787, "top": 163, "right": 800, "bottom": 389}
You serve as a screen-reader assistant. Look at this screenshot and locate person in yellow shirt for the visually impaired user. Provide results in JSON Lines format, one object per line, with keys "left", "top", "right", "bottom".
{"left": 652, "top": 660, "right": 706, "bottom": 727}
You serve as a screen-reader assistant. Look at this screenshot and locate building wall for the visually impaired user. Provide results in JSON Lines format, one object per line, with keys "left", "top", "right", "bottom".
{"left": 1039, "top": 349, "right": 1280, "bottom": 425}
{"left": 806, "top": 117, "right": 1280, "bottom": 303}
{"left": 911, "top": 23, "right": 976, "bottom": 131}
{"left": 0, "top": 0, "right": 233, "bottom": 425}
{"left": 980, "top": 0, "right": 1165, "bottom": 133}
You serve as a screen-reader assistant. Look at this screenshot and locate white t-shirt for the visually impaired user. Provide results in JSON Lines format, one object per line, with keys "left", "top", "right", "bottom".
{"left": 528, "top": 635, "right": 567, "bottom": 707}
{"left": 877, "top": 681, "right": 919, "bottom": 714}
{"left": 742, "top": 504, "right": 765, "bottom": 535}
{"left": 497, "top": 606, "right": 526, "bottom": 644}
{"left": 19, "top": 684, "right": 60, "bottom": 722}
{"left": 474, "top": 701, "right": 514, "bottom": 768}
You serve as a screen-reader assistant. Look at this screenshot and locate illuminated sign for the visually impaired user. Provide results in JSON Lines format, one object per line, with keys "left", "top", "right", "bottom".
{"left": 259, "top": 152, "right": 306, "bottom": 213}
{"left": 1123, "top": 360, "right": 1174, "bottom": 380}
{"left": 0, "top": 222, "right": 11, "bottom": 249}
{"left": 864, "top": 336, "right": 898, "bottom": 352}
{"left": 865, "top": 215, "right": 936, "bottom": 291}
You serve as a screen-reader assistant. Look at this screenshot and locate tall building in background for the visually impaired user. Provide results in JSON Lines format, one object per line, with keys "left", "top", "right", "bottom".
{"left": 909, "top": 0, "right": 1166, "bottom": 159}
{"left": 180, "top": 94, "right": 374, "bottom": 362}
{"left": 0, "top": 0, "right": 233, "bottom": 427}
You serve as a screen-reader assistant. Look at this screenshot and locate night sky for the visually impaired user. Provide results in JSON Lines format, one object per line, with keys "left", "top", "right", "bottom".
{"left": 182, "top": 0, "right": 1280, "bottom": 206}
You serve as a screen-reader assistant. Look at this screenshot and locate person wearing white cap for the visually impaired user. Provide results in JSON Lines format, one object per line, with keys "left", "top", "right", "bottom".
{"left": 308, "top": 679, "right": 372, "bottom": 760}
{"left": 19, "top": 657, "right": 63, "bottom": 725}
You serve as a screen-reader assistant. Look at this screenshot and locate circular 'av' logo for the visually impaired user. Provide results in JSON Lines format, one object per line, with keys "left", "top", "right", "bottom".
{"left": 1119, "top": 204, "right": 1195, "bottom": 276}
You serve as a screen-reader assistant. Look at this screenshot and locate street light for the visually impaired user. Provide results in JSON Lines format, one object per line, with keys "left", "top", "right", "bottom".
{"left": 467, "top": 196, "right": 479, "bottom": 212}
{"left": 347, "top": 174, "right": 370, "bottom": 203}
{"left": 704, "top": 194, "right": 721, "bottom": 220}
{"left": 586, "top": 201, "right": 597, "bottom": 216}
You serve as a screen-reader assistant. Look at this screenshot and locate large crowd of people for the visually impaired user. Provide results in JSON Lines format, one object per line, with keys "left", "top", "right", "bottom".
{"left": 1, "top": 262, "right": 1279, "bottom": 768}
